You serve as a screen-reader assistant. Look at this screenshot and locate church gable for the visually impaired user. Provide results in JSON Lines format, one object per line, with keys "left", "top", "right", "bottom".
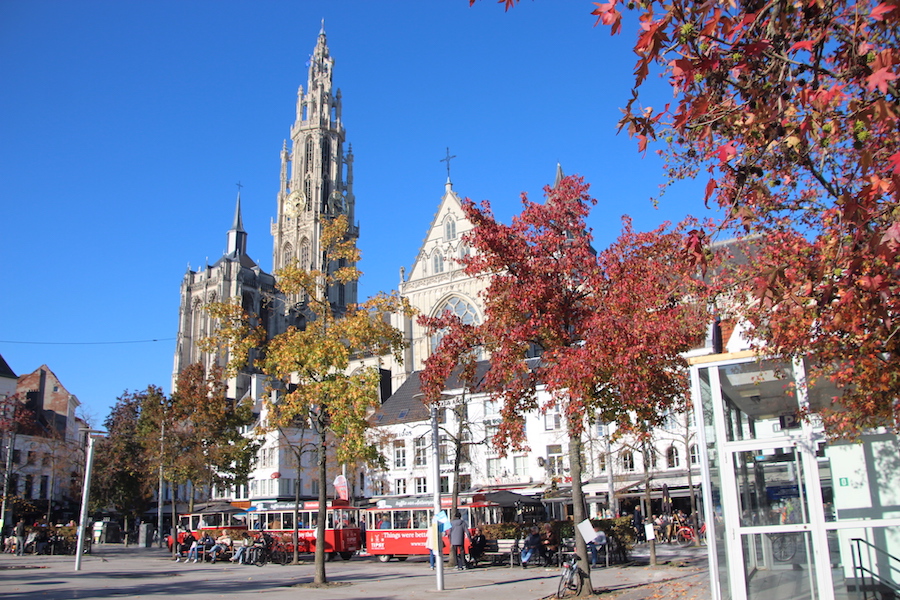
{"left": 406, "top": 183, "right": 472, "bottom": 283}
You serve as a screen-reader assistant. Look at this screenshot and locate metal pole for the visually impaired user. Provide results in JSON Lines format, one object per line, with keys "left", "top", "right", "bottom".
{"left": 157, "top": 421, "right": 164, "bottom": 548}
{"left": 75, "top": 432, "right": 100, "bottom": 570}
{"left": 0, "top": 430, "right": 15, "bottom": 535}
{"left": 431, "top": 404, "right": 444, "bottom": 591}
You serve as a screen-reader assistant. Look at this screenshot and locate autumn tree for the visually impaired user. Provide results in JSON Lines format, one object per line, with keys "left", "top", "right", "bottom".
{"left": 422, "top": 176, "right": 711, "bottom": 589}
{"left": 92, "top": 390, "right": 153, "bottom": 528}
{"left": 168, "top": 363, "right": 258, "bottom": 507}
{"left": 0, "top": 393, "right": 36, "bottom": 531}
{"left": 203, "top": 214, "right": 412, "bottom": 584}
{"left": 477, "top": 0, "right": 900, "bottom": 433}
{"left": 417, "top": 318, "right": 482, "bottom": 567}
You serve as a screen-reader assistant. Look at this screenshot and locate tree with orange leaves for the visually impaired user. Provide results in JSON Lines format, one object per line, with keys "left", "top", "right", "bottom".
{"left": 420, "top": 176, "right": 712, "bottom": 586}
{"left": 202, "top": 214, "right": 412, "bottom": 584}
{"left": 478, "top": 0, "right": 900, "bottom": 435}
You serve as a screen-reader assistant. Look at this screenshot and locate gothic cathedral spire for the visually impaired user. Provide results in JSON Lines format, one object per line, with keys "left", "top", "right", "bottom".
{"left": 271, "top": 27, "right": 358, "bottom": 315}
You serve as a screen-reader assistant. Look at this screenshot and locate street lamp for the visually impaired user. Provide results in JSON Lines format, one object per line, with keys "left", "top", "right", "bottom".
{"left": 430, "top": 402, "right": 445, "bottom": 591}
{"left": 74, "top": 429, "right": 105, "bottom": 571}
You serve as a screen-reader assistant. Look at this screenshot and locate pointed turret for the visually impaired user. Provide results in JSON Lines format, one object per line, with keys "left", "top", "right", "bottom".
{"left": 554, "top": 163, "right": 565, "bottom": 188}
{"left": 227, "top": 192, "right": 248, "bottom": 256}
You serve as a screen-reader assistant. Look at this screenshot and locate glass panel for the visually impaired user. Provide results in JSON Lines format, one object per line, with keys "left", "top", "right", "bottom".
{"left": 833, "top": 525, "right": 900, "bottom": 600}
{"left": 718, "top": 359, "right": 798, "bottom": 442}
{"left": 283, "top": 512, "right": 294, "bottom": 530}
{"left": 819, "top": 433, "right": 900, "bottom": 523}
{"left": 744, "top": 531, "right": 818, "bottom": 600}
{"left": 393, "top": 510, "right": 411, "bottom": 529}
{"left": 699, "top": 367, "right": 733, "bottom": 599}
{"left": 734, "top": 446, "right": 809, "bottom": 527}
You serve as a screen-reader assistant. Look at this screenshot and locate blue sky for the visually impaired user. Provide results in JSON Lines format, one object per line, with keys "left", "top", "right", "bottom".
{"left": 0, "top": 0, "right": 709, "bottom": 425}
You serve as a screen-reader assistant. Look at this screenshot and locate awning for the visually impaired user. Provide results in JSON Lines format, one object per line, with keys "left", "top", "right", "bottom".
{"left": 484, "top": 490, "right": 543, "bottom": 507}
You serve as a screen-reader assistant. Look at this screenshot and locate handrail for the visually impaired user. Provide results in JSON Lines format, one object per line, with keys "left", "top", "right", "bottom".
{"left": 851, "top": 537, "right": 900, "bottom": 600}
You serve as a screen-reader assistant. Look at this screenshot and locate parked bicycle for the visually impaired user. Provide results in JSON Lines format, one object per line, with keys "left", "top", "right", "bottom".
{"left": 674, "top": 522, "right": 706, "bottom": 547}
{"left": 769, "top": 532, "right": 798, "bottom": 562}
{"left": 556, "top": 552, "right": 586, "bottom": 598}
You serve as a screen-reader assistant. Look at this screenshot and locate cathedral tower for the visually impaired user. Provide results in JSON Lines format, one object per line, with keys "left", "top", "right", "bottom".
{"left": 271, "top": 25, "right": 358, "bottom": 317}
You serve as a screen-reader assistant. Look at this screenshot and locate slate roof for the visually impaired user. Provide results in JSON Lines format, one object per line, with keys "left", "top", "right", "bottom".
{"left": 372, "top": 358, "right": 541, "bottom": 427}
{"left": 0, "top": 353, "right": 16, "bottom": 380}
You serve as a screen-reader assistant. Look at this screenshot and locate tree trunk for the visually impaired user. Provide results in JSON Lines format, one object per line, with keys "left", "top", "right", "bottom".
{"left": 448, "top": 402, "right": 465, "bottom": 568}
{"left": 643, "top": 442, "right": 657, "bottom": 566}
{"left": 314, "top": 419, "right": 327, "bottom": 584}
{"left": 568, "top": 434, "right": 593, "bottom": 596}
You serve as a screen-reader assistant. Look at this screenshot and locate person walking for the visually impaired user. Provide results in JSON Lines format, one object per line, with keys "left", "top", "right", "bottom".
{"left": 14, "top": 520, "right": 25, "bottom": 557}
{"left": 445, "top": 512, "right": 471, "bottom": 571}
{"left": 633, "top": 506, "right": 645, "bottom": 542}
{"left": 425, "top": 519, "right": 440, "bottom": 570}
{"left": 587, "top": 525, "right": 607, "bottom": 566}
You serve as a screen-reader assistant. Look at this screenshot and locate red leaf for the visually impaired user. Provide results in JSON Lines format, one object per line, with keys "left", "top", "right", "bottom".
{"left": 889, "top": 151, "right": 900, "bottom": 175}
{"left": 717, "top": 142, "right": 737, "bottom": 163}
{"left": 870, "top": 2, "right": 896, "bottom": 21}
{"left": 790, "top": 40, "right": 815, "bottom": 53}
{"left": 867, "top": 67, "right": 897, "bottom": 94}
{"left": 704, "top": 178, "right": 718, "bottom": 207}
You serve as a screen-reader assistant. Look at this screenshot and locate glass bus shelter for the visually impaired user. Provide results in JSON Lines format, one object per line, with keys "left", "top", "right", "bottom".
{"left": 690, "top": 351, "right": 900, "bottom": 600}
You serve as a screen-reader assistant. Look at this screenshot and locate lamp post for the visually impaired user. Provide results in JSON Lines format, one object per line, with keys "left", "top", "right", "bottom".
{"left": 75, "top": 430, "right": 104, "bottom": 571}
{"left": 431, "top": 403, "right": 444, "bottom": 591}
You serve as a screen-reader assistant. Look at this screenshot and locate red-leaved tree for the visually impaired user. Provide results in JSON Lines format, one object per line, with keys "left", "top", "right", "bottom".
{"left": 420, "top": 176, "right": 713, "bottom": 581}
{"left": 481, "top": 0, "right": 900, "bottom": 435}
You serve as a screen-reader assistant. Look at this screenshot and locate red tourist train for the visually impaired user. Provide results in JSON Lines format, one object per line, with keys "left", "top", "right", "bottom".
{"left": 247, "top": 500, "right": 361, "bottom": 560}
{"left": 364, "top": 494, "right": 515, "bottom": 562}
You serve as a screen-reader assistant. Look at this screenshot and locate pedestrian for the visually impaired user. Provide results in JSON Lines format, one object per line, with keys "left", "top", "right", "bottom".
{"left": 633, "top": 506, "right": 645, "bottom": 542}
{"left": 14, "top": 519, "right": 26, "bottom": 557}
{"left": 586, "top": 525, "right": 607, "bottom": 566}
{"left": 445, "top": 512, "right": 471, "bottom": 571}
{"left": 424, "top": 520, "right": 439, "bottom": 570}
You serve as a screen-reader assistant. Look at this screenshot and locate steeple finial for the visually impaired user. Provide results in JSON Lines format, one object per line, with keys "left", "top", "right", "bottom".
{"left": 553, "top": 163, "right": 565, "bottom": 188}
{"left": 440, "top": 147, "right": 456, "bottom": 182}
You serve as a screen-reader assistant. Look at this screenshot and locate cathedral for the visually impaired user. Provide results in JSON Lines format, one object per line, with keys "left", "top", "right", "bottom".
{"left": 173, "top": 26, "right": 359, "bottom": 402}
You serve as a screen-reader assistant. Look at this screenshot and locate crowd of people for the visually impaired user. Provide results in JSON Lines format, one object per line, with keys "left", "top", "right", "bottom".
{"left": 172, "top": 530, "right": 263, "bottom": 564}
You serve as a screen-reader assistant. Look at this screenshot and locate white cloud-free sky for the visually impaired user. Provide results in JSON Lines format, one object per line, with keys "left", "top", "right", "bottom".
{"left": 0, "top": 0, "right": 711, "bottom": 424}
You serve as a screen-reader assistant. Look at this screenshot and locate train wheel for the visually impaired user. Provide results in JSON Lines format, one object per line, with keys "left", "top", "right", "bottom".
{"left": 340, "top": 551, "right": 354, "bottom": 561}
{"left": 396, "top": 556, "right": 408, "bottom": 562}
{"left": 377, "top": 554, "right": 393, "bottom": 563}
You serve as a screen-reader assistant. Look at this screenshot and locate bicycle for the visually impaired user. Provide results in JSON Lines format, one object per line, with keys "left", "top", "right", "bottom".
{"left": 556, "top": 552, "right": 586, "bottom": 598}
{"left": 769, "top": 532, "right": 797, "bottom": 562}
{"left": 674, "top": 522, "right": 706, "bottom": 547}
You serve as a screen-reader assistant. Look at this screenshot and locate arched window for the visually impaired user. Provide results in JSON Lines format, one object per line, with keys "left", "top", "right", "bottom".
{"left": 299, "top": 239, "right": 310, "bottom": 270}
{"left": 433, "top": 252, "right": 444, "bottom": 274}
{"left": 430, "top": 296, "right": 479, "bottom": 353}
{"left": 282, "top": 243, "right": 293, "bottom": 268}
{"left": 305, "top": 139, "right": 314, "bottom": 174}
{"left": 445, "top": 218, "right": 456, "bottom": 240}
{"left": 620, "top": 451, "right": 634, "bottom": 472}
{"left": 667, "top": 446, "right": 680, "bottom": 469}
{"left": 459, "top": 243, "right": 470, "bottom": 260}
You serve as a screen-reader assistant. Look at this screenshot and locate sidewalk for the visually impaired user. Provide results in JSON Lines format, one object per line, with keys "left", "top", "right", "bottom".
{"left": 0, "top": 542, "right": 710, "bottom": 600}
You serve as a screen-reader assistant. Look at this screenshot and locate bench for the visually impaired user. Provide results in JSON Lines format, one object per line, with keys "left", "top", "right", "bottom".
{"left": 480, "top": 538, "right": 519, "bottom": 567}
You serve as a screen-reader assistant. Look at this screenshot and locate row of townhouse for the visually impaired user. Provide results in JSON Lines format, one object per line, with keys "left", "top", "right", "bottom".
{"left": 0, "top": 354, "right": 88, "bottom": 532}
